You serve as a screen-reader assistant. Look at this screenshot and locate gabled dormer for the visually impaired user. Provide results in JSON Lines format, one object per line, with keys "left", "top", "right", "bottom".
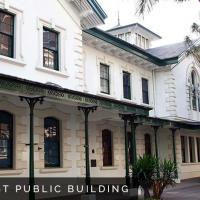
{"left": 107, "top": 23, "right": 161, "bottom": 49}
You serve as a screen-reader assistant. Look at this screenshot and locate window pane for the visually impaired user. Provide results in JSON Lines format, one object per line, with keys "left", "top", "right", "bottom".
{"left": 196, "top": 138, "right": 200, "bottom": 162}
{"left": 44, "top": 117, "right": 60, "bottom": 167}
{"left": 0, "top": 11, "right": 14, "bottom": 58}
{"left": 0, "top": 111, "right": 13, "bottom": 169}
{"left": 181, "top": 136, "right": 186, "bottom": 163}
{"left": 43, "top": 27, "right": 59, "bottom": 70}
{"left": 192, "top": 94, "right": 197, "bottom": 111}
{"left": 43, "top": 29, "right": 58, "bottom": 51}
{"left": 100, "top": 64, "right": 109, "bottom": 79}
{"left": 100, "top": 64, "right": 110, "bottom": 94}
{"left": 0, "top": 33, "right": 12, "bottom": 57}
{"left": 189, "top": 137, "right": 195, "bottom": 163}
{"left": 123, "top": 72, "right": 131, "bottom": 99}
{"left": 142, "top": 78, "right": 149, "bottom": 104}
{"left": 43, "top": 48, "right": 58, "bottom": 70}
{"left": 102, "top": 130, "right": 113, "bottom": 166}
{"left": 0, "top": 12, "right": 14, "bottom": 35}
{"left": 125, "top": 32, "right": 131, "bottom": 43}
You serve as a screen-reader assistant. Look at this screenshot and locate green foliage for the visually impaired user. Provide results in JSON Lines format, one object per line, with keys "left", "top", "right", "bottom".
{"left": 131, "top": 155, "right": 177, "bottom": 199}
{"left": 152, "top": 159, "right": 177, "bottom": 199}
{"left": 137, "top": 0, "right": 190, "bottom": 16}
{"left": 132, "top": 155, "right": 158, "bottom": 198}
{"left": 185, "top": 25, "right": 200, "bottom": 64}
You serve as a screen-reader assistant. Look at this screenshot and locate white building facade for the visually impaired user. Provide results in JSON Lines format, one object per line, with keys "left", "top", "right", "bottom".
{"left": 0, "top": 0, "right": 199, "bottom": 185}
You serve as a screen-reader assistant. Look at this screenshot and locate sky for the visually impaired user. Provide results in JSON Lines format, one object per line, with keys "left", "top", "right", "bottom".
{"left": 97, "top": 0, "right": 200, "bottom": 47}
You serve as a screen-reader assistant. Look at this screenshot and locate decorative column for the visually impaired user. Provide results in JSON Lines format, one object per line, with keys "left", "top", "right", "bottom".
{"left": 152, "top": 125, "right": 160, "bottom": 177}
{"left": 130, "top": 116, "right": 138, "bottom": 188}
{"left": 20, "top": 96, "right": 44, "bottom": 200}
{"left": 120, "top": 114, "right": 138, "bottom": 188}
{"left": 130, "top": 117, "right": 138, "bottom": 165}
{"left": 170, "top": 128, "right": 178, "bottom": 178}
{"left": 152, "top": 126, "right": 159, "bottom": 160}
{"left": 121, "top": 116, "right": 130, "bottom": 187}
{"left": 78, "top": 106, "right": 97, "bottom": 194}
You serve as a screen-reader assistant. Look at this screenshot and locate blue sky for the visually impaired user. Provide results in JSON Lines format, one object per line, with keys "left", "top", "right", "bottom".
{"left": 97, "top": 0, "right": 200, "bottom": 47}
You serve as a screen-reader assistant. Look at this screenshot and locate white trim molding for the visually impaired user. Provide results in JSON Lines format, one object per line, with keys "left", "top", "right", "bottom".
{"left": 36, "top": 17, "right": 69, "bottom": 77}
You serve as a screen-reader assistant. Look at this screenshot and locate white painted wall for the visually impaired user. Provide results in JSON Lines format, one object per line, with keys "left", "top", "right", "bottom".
{"left": 0, "top": 0, "right": 84, "bottom": 91}
{"left": 83, "top": 45, "right": 154, "bottom": 108}
{"left": 154, "top": 55, "right": 200, "bottom": 121}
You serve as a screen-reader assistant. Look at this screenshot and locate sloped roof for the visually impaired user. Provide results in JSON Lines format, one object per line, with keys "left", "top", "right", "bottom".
{"left": 84, "top": 28, "right": 179, "bottom": 66}
{"left": 146, "top": 41, "right": 188, "bottom": 60}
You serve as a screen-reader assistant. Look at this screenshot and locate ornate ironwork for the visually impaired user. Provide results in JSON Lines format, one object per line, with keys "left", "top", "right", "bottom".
{"left": 78, "top": 106, "right": 97, "bottom": 194}
{"left": 20, "top": 96, "right": 44, "bottom": 200}
{"left": 0, "top": 78, "right": 149, "bottom": 115}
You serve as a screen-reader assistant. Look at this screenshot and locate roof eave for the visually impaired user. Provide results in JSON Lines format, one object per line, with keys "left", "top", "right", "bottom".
{"left": 84, "top": 28, "right": 178, "bottom": 66}
{"left": 86, "top": 0, "right": 107, "bottom": 23}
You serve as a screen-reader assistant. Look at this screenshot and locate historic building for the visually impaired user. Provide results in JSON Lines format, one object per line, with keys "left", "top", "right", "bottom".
{"left": 0, "top": 0, "right": 200, "bottom": 188}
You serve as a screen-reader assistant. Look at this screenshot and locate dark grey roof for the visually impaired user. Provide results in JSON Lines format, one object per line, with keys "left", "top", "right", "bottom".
{"left": 146, "top": 41, "right": 188, "bottom": 60}
{"left": 106, "top": 23, "right": 161, "bottom": 39}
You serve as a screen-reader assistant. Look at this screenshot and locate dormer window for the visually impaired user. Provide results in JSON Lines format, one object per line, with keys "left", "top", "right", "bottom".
{"left": 107, "top": 23, "right": 161, "bottom": 48}
{"left": 125, "top": 32, "right": 131, "bottom": 43}
{"left": 135, "top": 33, "right": 149, "bottom": 49}
{"left": 118, "top": 33, "right": 124, "bottom": 40}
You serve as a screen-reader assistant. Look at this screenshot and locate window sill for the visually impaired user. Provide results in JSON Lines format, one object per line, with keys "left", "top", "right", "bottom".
{"left": 181, "top": 162, "right": 200, "bottom": 166}
{"left": 40, "top": 168, "right": 68, "bottom": 174}
{"left": 0, "top": 169, "right": 23, "bottom": 176}
{"left": 0, "top": 55, "right": 26, "bottom": 67}
{"left": 100, "top": 166, "right": 118, "bottom": 170}
{"left": 36, "top": 67, "right": 69, "bottom": 78}
{"left": 97, "top": 92, "right": 116, "bottom": 100}
{"left": 140, "top": 103, "right": 153, "bottom": 108}
{"left": 120, "top": 98, "right": 135, "bottom": 104}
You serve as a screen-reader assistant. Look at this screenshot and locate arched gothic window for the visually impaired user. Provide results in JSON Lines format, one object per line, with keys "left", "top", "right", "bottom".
{"left": 0, "top": 111, "right": 13, "bottom": 168}
{"left": 190, "top": 70, "right": 200, "bottom": 111}
{"left": 44, "top": 117, "right": 60, "bottom": 167}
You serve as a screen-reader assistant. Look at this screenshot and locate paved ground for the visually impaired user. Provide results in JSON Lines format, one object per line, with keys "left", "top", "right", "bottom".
{"left": 162, "top": 178, "right": 200, "bottom": 200}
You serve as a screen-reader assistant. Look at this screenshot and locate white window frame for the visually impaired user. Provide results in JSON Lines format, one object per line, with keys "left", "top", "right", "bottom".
{"left": 141, "top": 75, "right": 151, "bottom": 106}
{"left": 96, "top": 57, "right": 114, "bottom": 97}
{"left": 120, "top": 65, "right": 135, "bottom": 102}
{"left": 0, "top": 2, "right": 25, "bottom": 66}
{"left": 36, "top": 18, "right": 68, "bottom": 77}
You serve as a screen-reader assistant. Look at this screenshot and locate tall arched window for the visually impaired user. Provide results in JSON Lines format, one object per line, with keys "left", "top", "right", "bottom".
{"left": 102, "top": 129, "right": 113, "bottom": 166}
{"left": 44, "top": 117, "right": 60, "bottom": 167}
{"left": 190, "top": 70, "right": 200, "bottom": 111}
{"left": 144, "top": 134, "right": 152, "bottom": 156}
{"left": 0, "top": 111, "right": 13, "bottom": 169}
